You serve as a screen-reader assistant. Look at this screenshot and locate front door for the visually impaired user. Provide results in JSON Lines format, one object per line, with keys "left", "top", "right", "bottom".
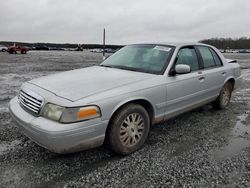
{"left": 165, "top": 46, "right": 205, "bottom": 117}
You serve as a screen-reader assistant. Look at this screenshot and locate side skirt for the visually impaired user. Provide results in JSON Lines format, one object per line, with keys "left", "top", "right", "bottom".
{"left": 152, "top": 95, "right": 218, "bottom": 125}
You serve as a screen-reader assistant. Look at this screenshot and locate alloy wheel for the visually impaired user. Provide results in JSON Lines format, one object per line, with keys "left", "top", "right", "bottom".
{"left": 119, "top": 113, "right": 145, "bottom": 147}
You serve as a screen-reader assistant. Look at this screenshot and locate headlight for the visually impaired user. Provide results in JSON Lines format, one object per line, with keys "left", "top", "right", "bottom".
{"left": 41, "top": 103, "right": 65, "bottom": 122}
{"left": 41, "top": 103, "right": 101, "bottom": 123}
{"left": 60, "top": 106, "right": 101, "bottom": 123}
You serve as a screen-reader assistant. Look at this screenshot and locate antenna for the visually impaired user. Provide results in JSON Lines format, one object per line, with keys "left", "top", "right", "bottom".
{"left": 103, "top": 28, "right": 106, "bottom": 60}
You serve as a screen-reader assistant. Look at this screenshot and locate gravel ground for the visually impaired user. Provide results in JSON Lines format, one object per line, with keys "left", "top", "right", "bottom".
{"left": 0, "top": 51, "right": 249, "bottom": 188}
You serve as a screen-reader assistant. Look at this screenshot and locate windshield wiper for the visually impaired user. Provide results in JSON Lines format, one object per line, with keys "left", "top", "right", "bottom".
{"left": 100, "top": 64, "right": 145, "bottom": 73}
{"left": 114, "top": 65, "right": 143, "bottom": 72}
{"left": 99, "top": 64, "right": 114, "bottom": 68}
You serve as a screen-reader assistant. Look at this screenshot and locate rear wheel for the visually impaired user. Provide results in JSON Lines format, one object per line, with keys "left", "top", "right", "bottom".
{"left": 108, "top": 104, "right": 150, "bottom": 155}
{"left": 212, "top": 82, "right": 232, "bottom": 109}
{"left": 21, "top": 49, "right": 27, "bottom": 54}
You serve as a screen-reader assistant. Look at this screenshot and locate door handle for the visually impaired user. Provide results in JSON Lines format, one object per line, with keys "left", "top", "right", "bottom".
{"left": 198, "top": 76, "right": 205, "bottom": 80}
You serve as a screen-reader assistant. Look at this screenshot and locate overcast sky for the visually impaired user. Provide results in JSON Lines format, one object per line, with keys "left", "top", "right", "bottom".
{"left": 0, "top": 0, "right": 249, "bottom": 44}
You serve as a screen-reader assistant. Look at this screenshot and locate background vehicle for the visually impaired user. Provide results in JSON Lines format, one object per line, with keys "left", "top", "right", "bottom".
{"left": 35, "top": 46, "right": 49, "bottom": 50}
{"left": 90, "top": 48, "right": 103, "bottom": 53}
{"left": 0, "top": 45, "right": 8, "bottom": 52}
{"left": 9, "top": 43, "right": 241, "bottom": 155}
{"left": 8, "top": 45, "right": 29, "bottom": 54}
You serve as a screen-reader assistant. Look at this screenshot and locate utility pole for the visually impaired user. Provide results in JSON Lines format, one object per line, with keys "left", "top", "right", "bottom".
{"left": 103, "top": 28, "right": 106, "bottom": 60}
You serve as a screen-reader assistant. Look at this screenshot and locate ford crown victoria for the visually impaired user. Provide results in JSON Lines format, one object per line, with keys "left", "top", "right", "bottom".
{"left": 9, "top": 43, "right": 241, "bottom": 155}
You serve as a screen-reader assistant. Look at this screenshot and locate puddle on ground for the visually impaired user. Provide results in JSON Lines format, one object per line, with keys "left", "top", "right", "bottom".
{"left": 213, "top": 113, "right": 250, "bottom": 159}
{"left": 172, "top": 140, "right": 194, "bottom": 156}
{"left": 242, "top": 69, "right": 250, "bottom": 81}
{"left": 0, "top": 140, "right": 22, "bottom": 155}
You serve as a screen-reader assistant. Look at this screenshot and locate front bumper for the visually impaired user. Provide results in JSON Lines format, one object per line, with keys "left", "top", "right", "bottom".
{"left": 9, "top": 97, "right": 109, "bottom": 154}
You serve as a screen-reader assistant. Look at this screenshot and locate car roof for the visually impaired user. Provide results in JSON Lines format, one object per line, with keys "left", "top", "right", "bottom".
{"left": 130, "top": 42, "right": 212, "bottom": 48}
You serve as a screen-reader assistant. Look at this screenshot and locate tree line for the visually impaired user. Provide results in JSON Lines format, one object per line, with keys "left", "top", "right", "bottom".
{"left": 0, "top": 41, "right": 124, "bottom": 50}
{"left": 2, "top": 37, "right": 250, "bottom": 50}
{"left": 199, "top": 37, "right": 250, "bottom": 49}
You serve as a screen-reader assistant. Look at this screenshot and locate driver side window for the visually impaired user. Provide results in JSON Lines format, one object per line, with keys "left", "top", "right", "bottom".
{"left": 176, "top": 47, "right": 199, "bottom": 71}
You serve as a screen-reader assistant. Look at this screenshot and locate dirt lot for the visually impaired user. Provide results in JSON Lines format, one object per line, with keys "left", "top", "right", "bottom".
{"left": 0, "top": 51, "right": 249, "bottom": 187}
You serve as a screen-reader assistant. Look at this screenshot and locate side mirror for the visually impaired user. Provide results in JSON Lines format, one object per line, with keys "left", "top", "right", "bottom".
{"left": 175, "top": 64, "right": 191, "bottom": 74}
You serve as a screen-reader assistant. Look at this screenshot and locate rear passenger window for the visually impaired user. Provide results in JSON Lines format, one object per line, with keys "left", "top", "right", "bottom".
{"left": 198, "top": 46, "right": 216, "bottom": 68}
{"left": 210, "top": 49, "right": 222, "bottom": 66}
{"left": 176, "top": 47, "right": 199, "bottom": 71}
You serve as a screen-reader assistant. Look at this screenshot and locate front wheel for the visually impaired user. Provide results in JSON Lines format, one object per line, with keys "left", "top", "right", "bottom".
{"left": 212, "top": 82, "right": 233, "bottom": 109}
{"left": 8, "top": 49, "right": 15, "bottom": 54}
{"left": 108, "top": 104, "right": 150, "bottom": 155}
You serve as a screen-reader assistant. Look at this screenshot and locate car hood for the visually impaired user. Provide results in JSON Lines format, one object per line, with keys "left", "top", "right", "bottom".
{"left": 28, "top": 66, "right": 155, "bottom": 101}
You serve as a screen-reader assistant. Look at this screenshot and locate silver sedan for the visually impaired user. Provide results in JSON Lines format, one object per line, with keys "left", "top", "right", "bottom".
{"left": 9, "top": 43, "right": 242, "bottom": 155}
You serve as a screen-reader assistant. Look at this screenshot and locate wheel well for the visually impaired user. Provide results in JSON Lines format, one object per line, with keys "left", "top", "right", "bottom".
{"left": 104, "top": 99, "right": 155, "bottom": 142}
{"left": 113, "top": 99, "right": 154, "bottom": 124}
{"left": 227, "top": 78, "right": 235, "bottom": 90}
{"left": 130, "top": 99, "right": 154, "bottom": 123}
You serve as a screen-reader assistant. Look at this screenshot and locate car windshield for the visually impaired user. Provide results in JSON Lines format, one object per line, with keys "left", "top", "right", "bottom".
{"left": 100, "top": 45, "right": 174, "bottom": 74}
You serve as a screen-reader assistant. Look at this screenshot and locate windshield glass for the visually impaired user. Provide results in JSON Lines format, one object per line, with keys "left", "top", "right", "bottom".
{"left": 101, "top": 45, "right": 174, "bottom": 74}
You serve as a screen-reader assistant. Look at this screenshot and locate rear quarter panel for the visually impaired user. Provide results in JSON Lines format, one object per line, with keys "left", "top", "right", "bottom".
{"left": 211, "top": 46, "right": 241, "bottom": 88}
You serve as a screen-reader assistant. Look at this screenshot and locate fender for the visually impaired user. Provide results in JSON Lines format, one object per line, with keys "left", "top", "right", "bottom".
{"left": 110, "top": 96, "right": 155, "bottom": 120}
{"left": 224, "top": 76, "right": 235, "bottom": 87}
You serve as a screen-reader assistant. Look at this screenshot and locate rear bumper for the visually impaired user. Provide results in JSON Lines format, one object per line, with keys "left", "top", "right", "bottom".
{"left": 9, "top": 97, "right": 109, "bottom": 154}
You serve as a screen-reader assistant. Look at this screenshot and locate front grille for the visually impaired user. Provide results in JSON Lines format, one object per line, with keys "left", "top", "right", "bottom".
{"left": 18, "top": 90, "right": 43, "bottom": 115}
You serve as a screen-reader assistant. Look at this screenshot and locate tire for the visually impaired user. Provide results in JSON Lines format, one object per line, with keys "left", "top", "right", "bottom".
{"left": 212, "top": 82, "right": 233, "bottom": 110}
{"left": 1, "top": 49, "right": 6, "bottom": 52}
{"left": 107, "top": 104, "right": 150, "bottom": 155}
{"left": 21, "top": 49, "right": 27, "bottom": 54}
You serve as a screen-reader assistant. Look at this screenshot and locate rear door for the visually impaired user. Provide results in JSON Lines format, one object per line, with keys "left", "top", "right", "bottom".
{"left": 196, "top": 46, "right": 226, "bottom": 99}
{"left": 165, "top": 46, "right": 206, "bottom": 115}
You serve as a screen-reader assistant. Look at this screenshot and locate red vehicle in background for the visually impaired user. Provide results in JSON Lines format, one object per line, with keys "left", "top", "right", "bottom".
{"left": 8, "top": 44, "right": 29, "bottom": 54}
